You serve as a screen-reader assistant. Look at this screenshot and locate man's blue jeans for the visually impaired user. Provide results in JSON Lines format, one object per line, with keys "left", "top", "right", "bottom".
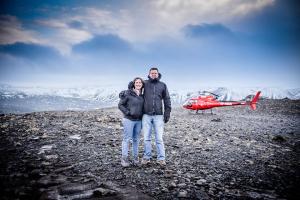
{"left": 142, "top": 114, "right": 165, "bottom": 161}
{"left": 122, "top": 118, "right": 142, "bottom": 159}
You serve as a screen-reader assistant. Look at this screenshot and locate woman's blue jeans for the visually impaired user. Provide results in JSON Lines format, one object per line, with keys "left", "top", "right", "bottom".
{"left": 122, "top": 118, "right": 142, "bottom": 159}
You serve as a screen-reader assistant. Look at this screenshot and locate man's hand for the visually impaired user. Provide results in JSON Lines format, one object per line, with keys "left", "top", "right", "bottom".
{"left": 164, "top": 114, "right": 170, "bottom": 123}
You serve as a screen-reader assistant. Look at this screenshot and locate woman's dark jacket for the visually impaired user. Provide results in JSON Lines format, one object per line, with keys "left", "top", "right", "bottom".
{"left": 118, "top": 83, "right": 144, "bottom": 121}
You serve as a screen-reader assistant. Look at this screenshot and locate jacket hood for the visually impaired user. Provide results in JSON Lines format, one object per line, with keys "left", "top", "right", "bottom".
{"left": 128, "top": 81, "right": 134, "bottom": 89}
{"left": 148, "top": 73, "right": 162, "bottom": 82}
{"left": 119, "top": 90, "right": 126, "bottom": 99}
{"left": 119, "top": 82, "right": 140, "bottom": 98}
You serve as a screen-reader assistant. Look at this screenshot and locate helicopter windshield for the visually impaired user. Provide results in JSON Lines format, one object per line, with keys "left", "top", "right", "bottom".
{"left": 198, "top": 91, "right": 219, "bottom": 99}
{"left": 183, "top": 99, "right": 197, "bottom": 106}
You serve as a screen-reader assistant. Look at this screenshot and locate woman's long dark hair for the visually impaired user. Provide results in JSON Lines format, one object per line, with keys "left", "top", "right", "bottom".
{"left": 133, "top": 77, "right": 145, "bottom": 89}
{"left": 131, "top": 77, "right": 145, "bottom": 95}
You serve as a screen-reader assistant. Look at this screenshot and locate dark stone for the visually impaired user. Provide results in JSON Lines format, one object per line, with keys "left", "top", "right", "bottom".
{"left": 272, "top": 135, "right": 286, "bottom": 142}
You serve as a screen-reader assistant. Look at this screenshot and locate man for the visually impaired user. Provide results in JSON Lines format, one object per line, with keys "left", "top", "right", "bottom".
{"left": 142, "top": 67, "right": 171, "bottom": 166}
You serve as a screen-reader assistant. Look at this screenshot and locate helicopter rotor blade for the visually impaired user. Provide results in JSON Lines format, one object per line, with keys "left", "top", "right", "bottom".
{"left": 202, "top": 91, "right": 220, "bottom": 98}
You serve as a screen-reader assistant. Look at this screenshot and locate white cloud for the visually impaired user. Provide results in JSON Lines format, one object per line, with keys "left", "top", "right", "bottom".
{"left": 69, "top": 8, "right": 135, "bottom": 40}
{"left": 0, "top": 15, "right": 41, "bottom": 45}
{"left": 0, "top": 15, "right": 92, "bottom": 55}
{"left": 65, "top": 0, "right": 275, "bottom": 43}
{"left": 35, "top": 8, "right": 138, "bottom": 53}
{"left": 37, "top": 19, "right": 67, "bottom": 28}
{"left": 231, "top": 0, "right": 275, "bottom": 16}
{"left": 149, "top": 0, "right": 275, "bottom": 31}
{"left": 152, "top": 0, "right": 275, "bottom": 18}
{"left": 37, "top": 19, "right": 93, "bottom": 55}
{"left": 0, "top": 0, "right": 275, "bottom": 55}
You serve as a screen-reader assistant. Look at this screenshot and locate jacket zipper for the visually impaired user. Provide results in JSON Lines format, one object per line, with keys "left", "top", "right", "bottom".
{"left": 153, "top": 84, "right": 156, "bottom": 114}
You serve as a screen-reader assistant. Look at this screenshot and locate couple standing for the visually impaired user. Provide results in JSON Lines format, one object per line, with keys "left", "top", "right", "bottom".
{"left": 118, "top": 67, "right": 171, "bottom": 167}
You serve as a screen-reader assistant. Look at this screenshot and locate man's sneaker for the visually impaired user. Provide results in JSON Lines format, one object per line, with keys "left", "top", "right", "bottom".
{"left": 157, "top": 160, "right": 166, "bottom": 167}
{"left": 141, "top": 158, "right": 151, "bottom": 165}
{"left": 121, "top": 157, "right": 130, "bottom": 167}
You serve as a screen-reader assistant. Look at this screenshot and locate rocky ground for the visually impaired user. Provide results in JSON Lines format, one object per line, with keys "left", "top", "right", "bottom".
{"left": 0, "top": 99, "right": 299, "bottom": 200}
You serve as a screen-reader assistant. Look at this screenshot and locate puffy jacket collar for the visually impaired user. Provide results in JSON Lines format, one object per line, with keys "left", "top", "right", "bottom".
{"left": 129, "top": 89, "right": 138, "bottom": 96}
{"left": 148, "top": 73, "right": 162, "bottom": 83}
{"left": 119, "top": 89, "right": 140, "bottom": 99}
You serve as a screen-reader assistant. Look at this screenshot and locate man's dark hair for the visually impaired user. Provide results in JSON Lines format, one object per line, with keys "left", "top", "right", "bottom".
{"left": 149, "top": 67, "right": 159, "bottom": 72}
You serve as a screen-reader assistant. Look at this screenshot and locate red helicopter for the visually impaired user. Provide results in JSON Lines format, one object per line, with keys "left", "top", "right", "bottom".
{"left": 183, "top": 91, "right": 261, "bottom": 114}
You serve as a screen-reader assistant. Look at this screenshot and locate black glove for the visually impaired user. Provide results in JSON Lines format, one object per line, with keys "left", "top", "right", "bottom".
{"left": 131, "top": 114, "right": 140, "bottom": 119}
{"left": 164, "top": 114, "right": 170, "bottom": 123}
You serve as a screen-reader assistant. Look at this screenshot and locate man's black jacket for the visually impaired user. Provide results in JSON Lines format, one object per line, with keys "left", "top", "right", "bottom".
{"left": 143, "top": 73, "right": 171, "bottom": 120}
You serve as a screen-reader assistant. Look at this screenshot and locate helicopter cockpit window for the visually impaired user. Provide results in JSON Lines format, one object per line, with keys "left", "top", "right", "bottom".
{"left": 183, "top": 99, "right": 196, "bottom": 106}
{"left": 198, "top": 91, "right": 220, "bottom": 100}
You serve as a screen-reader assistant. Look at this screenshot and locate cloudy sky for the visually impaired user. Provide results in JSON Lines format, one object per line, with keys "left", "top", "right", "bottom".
{"left": 0, "top": 0, "right": 299, "bottom": 89}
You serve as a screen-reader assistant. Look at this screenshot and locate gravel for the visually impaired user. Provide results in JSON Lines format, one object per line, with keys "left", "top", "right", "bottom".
{"left": 0, "top": 99, "right": 299, "bottom": 199}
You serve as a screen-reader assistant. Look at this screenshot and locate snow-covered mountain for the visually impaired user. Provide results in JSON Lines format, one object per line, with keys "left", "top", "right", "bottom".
{"left": 0, "top": 84, "right": 123, "bottom": 113}
{"left": 0, "top": 84, "right": 299, "bottom": 113}
{"left": 169, "top": 87, "right": 300, "bottom": 103}
{"left": 0, "top": 84, "right": 123, "bottom": 102}
{"left": 210, "top": 87, "right": 300, "bottom": 101}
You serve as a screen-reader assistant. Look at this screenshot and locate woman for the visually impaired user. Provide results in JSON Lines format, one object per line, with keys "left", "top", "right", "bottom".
{"left": 118, "top": 77, "right": 144, "bottom": 167}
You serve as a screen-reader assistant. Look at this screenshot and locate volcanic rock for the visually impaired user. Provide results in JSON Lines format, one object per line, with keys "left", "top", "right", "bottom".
{"left": 0, "top": 100, "right": 299, "bottom": 199}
